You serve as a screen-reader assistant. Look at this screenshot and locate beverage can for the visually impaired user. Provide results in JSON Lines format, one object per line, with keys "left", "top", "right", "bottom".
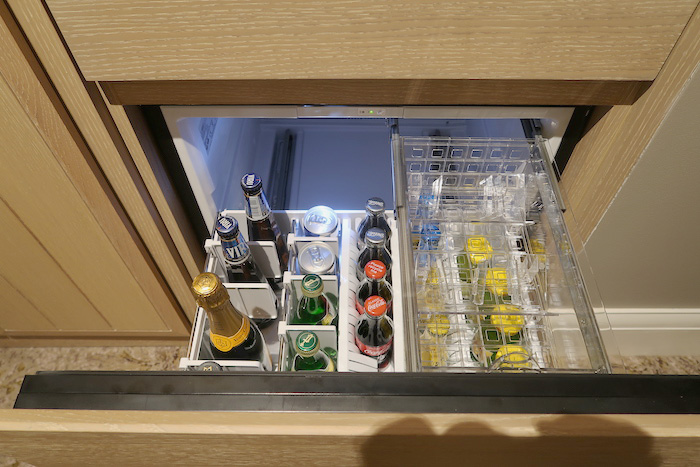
{"left": 298, "top": 242, "right": 336, "bottom": 275}
{"left": 303, "top": 206, "right": 338, "bottom": 236}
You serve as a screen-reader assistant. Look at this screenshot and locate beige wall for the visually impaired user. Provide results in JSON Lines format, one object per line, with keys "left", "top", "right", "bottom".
{"left": 585, "top": 63, "right": 700, "bottom": 309}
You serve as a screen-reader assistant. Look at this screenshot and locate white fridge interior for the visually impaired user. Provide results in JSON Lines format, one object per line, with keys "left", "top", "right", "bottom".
{"left": 162, "top": 106, "right": 573, "bottom": 229}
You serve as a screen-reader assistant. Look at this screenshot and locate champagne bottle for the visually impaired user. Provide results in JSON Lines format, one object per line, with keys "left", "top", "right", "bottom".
{"left": 191, "top": 272, "right": 271, "bottom": 369}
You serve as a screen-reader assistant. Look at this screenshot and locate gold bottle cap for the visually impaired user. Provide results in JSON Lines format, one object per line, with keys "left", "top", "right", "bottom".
{"left": 191, "top": 272, "right": 229, "bottom": 308}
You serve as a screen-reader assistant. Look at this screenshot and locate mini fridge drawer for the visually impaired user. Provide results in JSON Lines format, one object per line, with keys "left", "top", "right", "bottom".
{"left": 161, "top": 107, "right": 615, "bottom": 375}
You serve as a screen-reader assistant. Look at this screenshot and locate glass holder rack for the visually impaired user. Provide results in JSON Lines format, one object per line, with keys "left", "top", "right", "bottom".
{"left": 391, "top": 126, "right": 612, "bottom": 373}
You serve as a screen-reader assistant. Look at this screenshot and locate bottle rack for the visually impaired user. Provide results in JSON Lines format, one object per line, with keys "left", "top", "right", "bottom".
{"left": 277, "top": 272, "right": 338, "bottom": 371}
{"left": 182, "top": 210, "right": 405, "bottom": 373}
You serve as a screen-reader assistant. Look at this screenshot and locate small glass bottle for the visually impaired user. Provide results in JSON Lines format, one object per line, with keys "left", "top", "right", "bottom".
{"left": 240, "top": 173, "right": 289, "bottom": 271}
{"left": 292, "top": 331, "right": 335, "bottom": 371}
{"left": 191, "top": 272, "right": 271, "bottom": 370}
{"left": 357, "top": 197, "right": 392, "bottom": 249}
{"left": 293, "top": 274, "right": 337, "bottom": 326}
{"left": 356, "top": 260, "right": 393, "bottom": 316}
{"left": 356, "top": 227, "right": 392, "bottom": 282}
{"left": 355, "top": 295, "right": 394, "bottom": 369}
{"left": 215, "top": 215, "right": 266, "bottom": 284}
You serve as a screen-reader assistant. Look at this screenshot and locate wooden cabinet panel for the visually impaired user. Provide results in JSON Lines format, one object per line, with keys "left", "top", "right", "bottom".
{"left": 0, "top": 76, "right": 168, "bottom": 333}
{"left": 0, "top": 275, "right": 58, "bottom": 332}
{"left": 46, "top": 0, "right": 697, "bottom": 83}
{"left": 0, "top": 2, "right": 192, "bottom": 339}
{"left": 561, "top": 6, "right": 700, "bottom": 242}
{"left": 7, "top": 1, "right": 200, "bottom": 322}
{"left": 0, "top": 199, "right": 109, "bottom": 331}
{"left": 1, "top": 411, "right": 700, "bottom": 465}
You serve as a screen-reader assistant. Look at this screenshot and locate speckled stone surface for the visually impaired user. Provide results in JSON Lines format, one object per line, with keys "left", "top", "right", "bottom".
{"left": 0, "top": 346, "right": 186, "bottom": 409}
{"left": 0, "top": 346, "right": 187, "bottom": 467}
{"left": 622, "top": 356, "right": 700, "bottom": 375}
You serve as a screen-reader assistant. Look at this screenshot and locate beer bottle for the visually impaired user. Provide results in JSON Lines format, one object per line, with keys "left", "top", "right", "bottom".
{"left": 215, "top": 215, "right": 266, "bottom": 284}
{"left": 357, "top": 197, "right": 392, "bottom": 249}
{"left": 191, "top": 272, "right": 271, "bottom": 369}
{"left": 356, "top": 260, "right": 393, "bottom": 316}
{"left": 240, "top": 173, "right": 289, "bottom": 271}
{"left": 292, "top": 331, "right": 335, "bottom": 371}
{"left": 356, "top": 228, "right": 392, "bottom": 282}
{"left": 293, "top": 274, "right": 337, "bottom": 326}
{"left": 355, "top": 296, "right": 393, "bottom": 369}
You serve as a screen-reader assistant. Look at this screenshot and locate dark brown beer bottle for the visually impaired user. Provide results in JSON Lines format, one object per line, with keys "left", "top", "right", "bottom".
{"left": 215, "top": 215, "right": 266, "bottom": 284}
{"left": 191, "top": 272, "right": 270, "bottom": 369}
{"left": 240, "top": 173, "right": 289, "bottom": 271}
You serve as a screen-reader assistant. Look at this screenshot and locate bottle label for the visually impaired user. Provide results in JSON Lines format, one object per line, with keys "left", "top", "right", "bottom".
{"left": 221, "top": 233, "right": 251, "bottom": 263}
{"left": 210, "top": 317, "right": 250, "bottom": 352}
{"left": 355, "top": 336, "right": 392, "bottom": 357}
{"left": 355, "top": 296, "right": 364, "bottom": 314}
{"left": 320, "top": 309, "right": 334, "bottom": 326}
{"left": 245, "top": 194, "right": 270, "bottom": 221}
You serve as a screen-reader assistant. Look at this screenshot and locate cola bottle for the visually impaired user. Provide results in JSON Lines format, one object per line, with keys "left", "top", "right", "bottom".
{"left": 357, "top": 197, "right": 392, "bottom": 250}
{"left": 355, "top": 260, "right": 393, "bottom": 316}
{"left": 355, "top": 295, "right": 393, "bottom": 369}
{"left": 356, "top": 227, "right": 392, "bottom": 282}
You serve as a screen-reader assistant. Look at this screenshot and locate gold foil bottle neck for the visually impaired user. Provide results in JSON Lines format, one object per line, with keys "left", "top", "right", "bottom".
{"left": 191, "top": 272, "right": 230, "bottom": 309}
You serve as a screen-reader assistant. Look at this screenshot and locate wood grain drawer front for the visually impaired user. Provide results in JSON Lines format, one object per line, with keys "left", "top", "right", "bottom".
{"left": 46, "top": 0, "right": 698, "bottom": 82}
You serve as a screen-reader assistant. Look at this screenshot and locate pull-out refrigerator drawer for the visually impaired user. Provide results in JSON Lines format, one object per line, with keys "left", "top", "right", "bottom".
{"left": 162, "top": 106, "right": 615, "bottom": 375}
{"left": 20, "top": 105, "right": 700, "bottom": 415}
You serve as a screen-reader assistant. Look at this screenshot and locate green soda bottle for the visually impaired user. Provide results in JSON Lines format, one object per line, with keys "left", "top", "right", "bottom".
{"left": 292, "top": 331, "right": 335, "bottom": 371}
{"left": 293, "top": 274, "right": 336, "bottom": 325}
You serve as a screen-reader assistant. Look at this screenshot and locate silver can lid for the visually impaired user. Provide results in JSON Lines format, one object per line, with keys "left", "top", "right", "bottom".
{"left": 366, "top": 197, "right": 386, "bottom": 215}
{"left": 298, "top": 242, "right": 335, "bottom": 275}
{"left": 303, "top": 206, "right": 338, "bottom": 236}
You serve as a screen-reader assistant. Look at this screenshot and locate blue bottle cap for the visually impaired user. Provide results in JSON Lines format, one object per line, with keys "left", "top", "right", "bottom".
{"left": 215, "top": 216, "right": 239, "bottom": 240}
{"left": 240, "top": 173, "right": 262, "bottom": 192}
